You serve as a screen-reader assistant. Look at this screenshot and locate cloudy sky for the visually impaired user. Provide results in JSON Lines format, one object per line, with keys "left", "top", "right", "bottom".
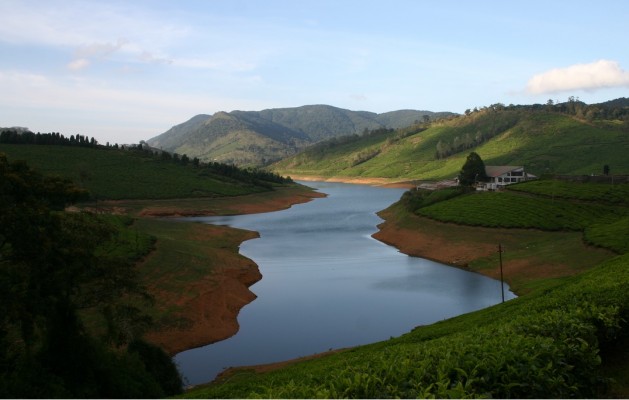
{"left": 2, "top": 0, "right": 628, "bottom": 145}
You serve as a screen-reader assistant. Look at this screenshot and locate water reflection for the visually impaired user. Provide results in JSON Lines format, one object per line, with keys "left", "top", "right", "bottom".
{"left": 174, "top": 181, "right": 515, "bottom": 385}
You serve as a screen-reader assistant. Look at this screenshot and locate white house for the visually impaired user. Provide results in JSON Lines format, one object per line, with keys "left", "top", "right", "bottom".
{"left": 477, "top": 166, "right": 535, "bottom": 190}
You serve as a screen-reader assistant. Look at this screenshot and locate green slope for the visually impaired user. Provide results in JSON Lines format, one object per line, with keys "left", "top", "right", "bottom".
{"left": 272, "top": 108, "right": 629, "bottom": 180}
{"left": 0, "top": 144, "right": 283, "bottom": 200}
{"left": 147, "top": 105, "right": 455, "bottom": 167}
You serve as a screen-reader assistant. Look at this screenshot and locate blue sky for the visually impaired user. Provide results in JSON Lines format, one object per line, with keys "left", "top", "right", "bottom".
{"left": 1, "top": 0, "right": 628, "bottom": 145}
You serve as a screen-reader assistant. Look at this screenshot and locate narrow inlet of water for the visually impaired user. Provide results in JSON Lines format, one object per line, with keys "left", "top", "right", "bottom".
{"left": 174, "top": 181, "right": 515, "bottom": 385}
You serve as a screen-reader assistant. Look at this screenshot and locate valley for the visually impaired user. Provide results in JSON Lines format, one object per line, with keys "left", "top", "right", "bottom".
{"left": 2, "top": 97, "right": 629, "bottom": 398}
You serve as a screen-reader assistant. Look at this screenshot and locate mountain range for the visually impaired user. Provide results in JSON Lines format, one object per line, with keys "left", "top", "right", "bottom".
{"left": 147, "top": 105, "right": 455, "bottom": 166}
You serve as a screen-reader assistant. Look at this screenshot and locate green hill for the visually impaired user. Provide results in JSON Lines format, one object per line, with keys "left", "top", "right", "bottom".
{"left": 147, "top": 105, "right": 454, "bottom": 167}
{"left": 0, "top": 143, "right": 289, "bottom": 200}
{"left": 271, "top": 104, "right": 629, "bottom": 180}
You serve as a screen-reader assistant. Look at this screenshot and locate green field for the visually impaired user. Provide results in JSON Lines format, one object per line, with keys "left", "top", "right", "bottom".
{"left": 400, "top": 180, "right": 629, "bottom": 254}
{"left": 508, "top": 179, "right": 629, "bottom": 205}
{"left": 272, "top": 109, "right": 629, "bottom": 181}
{"left": 0, "top": 144, "right": 281, "bottom": 200}
{"left": 417, "top": 191, "right": 624, "bottom": 230}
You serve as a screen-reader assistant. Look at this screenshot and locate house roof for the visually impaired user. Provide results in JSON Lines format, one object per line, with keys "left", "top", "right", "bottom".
{"left": 485, "top": 166, "right": 523, "bottom": 177}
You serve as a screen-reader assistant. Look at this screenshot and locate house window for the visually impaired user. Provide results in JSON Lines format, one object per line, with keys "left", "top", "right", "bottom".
{"left": 498, "top": 177, "right": 503, "bottom": 182}
{"left": 511, "top": 171, "right": 523, "bottom": 176}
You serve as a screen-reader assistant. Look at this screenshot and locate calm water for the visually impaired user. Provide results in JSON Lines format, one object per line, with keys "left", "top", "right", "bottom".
{"left": 174, "top": 182, "right": 515, "bottom": 385}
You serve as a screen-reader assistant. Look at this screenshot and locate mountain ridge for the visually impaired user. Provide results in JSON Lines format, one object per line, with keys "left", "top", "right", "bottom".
{"left": 147, "top": 105, "right": 454, "bottom": 166}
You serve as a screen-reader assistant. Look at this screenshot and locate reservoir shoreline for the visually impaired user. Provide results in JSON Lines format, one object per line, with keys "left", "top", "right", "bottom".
{"left": 173, "top": 181, "right": 515, "bottom": 386}
{"left": 144, "top": 178, "right": 512, "bottom": 360}
{"left": 133, "top": 185, "right": 326, "bottom": 356}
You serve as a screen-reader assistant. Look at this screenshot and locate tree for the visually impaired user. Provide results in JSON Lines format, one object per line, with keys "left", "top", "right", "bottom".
{"left": 459, "top": 152, "right": 488, "bottom": 187}
{"left": 603, "top": 165, "right": 610, "bottom": 176}
{"left": 0, "top": 153, "right": 181, "bottom": 396}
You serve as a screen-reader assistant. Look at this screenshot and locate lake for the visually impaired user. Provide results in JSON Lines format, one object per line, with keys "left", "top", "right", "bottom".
{"left": 174, "top": 181, "right": 515, "bottom": 385}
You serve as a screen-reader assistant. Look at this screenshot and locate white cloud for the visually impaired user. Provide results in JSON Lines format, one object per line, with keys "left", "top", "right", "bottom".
{"left": 139, "top": 51, "right": 173, "bottom": 65}
{"left": 0, "top": 69, "right": 272, "bottom": 143}
{"left": 75, "top": 38, "right": 128, "bottom": 59}
{"left": 67, "top": 58, "right": 90, "bottom": 71}
{"left": 526, "top": 60, "right": 629, "bottom": 94}
{"left": 0, "top": 2, "right": 184, "bottom": 68}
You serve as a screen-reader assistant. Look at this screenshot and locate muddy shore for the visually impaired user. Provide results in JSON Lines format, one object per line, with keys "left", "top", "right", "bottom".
{"left": 167, "top": 176, "right": 616, "bottom": 385}
{"left": 145, "top": 178, "right": 458, "bottom": 358}
{"left": 139, "top": 187, "right": 325, "bottom": 356}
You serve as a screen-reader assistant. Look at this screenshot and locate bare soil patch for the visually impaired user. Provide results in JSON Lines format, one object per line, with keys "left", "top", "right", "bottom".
{"left": 373, "top": 217, "right": 496, "bottom": 268}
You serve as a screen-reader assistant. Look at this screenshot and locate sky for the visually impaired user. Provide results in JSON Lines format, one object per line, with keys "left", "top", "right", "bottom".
{"left": 1, "top": 0, "right": 629, "bottom": 145}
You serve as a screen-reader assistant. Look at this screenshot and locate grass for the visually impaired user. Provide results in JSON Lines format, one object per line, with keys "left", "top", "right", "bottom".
{"left": 417, "top": 191, "right": 624, "bottom": 230}
{"left": 128, "top": 218, "right": 257, "bottom": 331}
{"left": 0, "top": 144, "right": 276, "bottom": 200}
{"left": 400, "top": 180, "right": 629, "bottom": 255}
{"left": 378, "top": 200, "right": 614, "bottom": 295}
{"left": 89, "top": 183, "right": 319, "bottom": 216}
{"left": 508, "top": 179, "right": 629, "bottom": 205}
{"left": 272, "top": 110, "right": 629, "bottom": 180}
{"left": 585, "top": 216, "right": 629, "bottom": 254}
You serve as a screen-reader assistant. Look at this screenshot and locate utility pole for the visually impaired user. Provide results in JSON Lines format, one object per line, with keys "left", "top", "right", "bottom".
{"left": 498, "top": 243, "right": 505, "bottom": 303}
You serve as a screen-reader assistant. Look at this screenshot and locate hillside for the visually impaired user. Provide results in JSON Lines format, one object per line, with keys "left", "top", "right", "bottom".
{"left": 0, "top": 143, "right": 290, "bottom": 200}
{"left": 147, "top": 105, "right": 454, "bottom": 166}
{"left": 271, "top": 103, "right": 629, "bottom": 180}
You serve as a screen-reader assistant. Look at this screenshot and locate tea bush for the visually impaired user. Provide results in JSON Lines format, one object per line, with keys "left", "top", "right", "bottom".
{"left": 509, "top": 180, "right": 629, "bottom": 206}
{"left": 416, "top": 192, "right": 623, "bottom": 230}
{"left": 584, "top": 216, "right": 629, "bottom": 254}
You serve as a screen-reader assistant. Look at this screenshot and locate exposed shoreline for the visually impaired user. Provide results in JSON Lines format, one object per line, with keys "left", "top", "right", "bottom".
{"left": 131, "top": 186, "right": 326, "bottom": 356}
{"left": 289, "top": 174, "right": 417, "bottom": 189}
{"left": 161, "top": 177, "right": 500, "bottom": 380}
{"left": 181, "top": 177, "right": 616, "bottom": 385}
{"left": 178, "top": 177, "right": 504, "bottom": 385}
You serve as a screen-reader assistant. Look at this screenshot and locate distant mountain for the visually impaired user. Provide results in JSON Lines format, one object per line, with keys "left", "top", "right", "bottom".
{"left": 595, "top": 97, "right": 629, "bottom": 109}
{"left": 147, "top": 105, "right": 455, "bottom": 166}
{"left": 148, "top": 114, "right": 211, "bottom": 151}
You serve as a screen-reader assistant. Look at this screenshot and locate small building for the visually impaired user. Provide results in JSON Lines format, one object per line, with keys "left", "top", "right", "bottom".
{"left": 477, "top": 166, "right": 535, "bottom": 191}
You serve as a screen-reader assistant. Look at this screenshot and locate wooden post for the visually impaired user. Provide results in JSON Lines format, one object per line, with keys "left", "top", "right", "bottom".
{"left": 498, "top": 243, "right": 505, "bottom": 303}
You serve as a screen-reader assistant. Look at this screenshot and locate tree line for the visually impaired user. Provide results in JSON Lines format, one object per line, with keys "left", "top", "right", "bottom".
{"left": 0, "top": 128, "right": 293, "bottom": 187}
{"left": 0, "top": 129, "right": 100, "bottom": 148}
{"left": 133, "top": 142, "right": 293, "bottom": 187}
{"left": 464, "top": 97, "right": 629, "bottom": 123}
